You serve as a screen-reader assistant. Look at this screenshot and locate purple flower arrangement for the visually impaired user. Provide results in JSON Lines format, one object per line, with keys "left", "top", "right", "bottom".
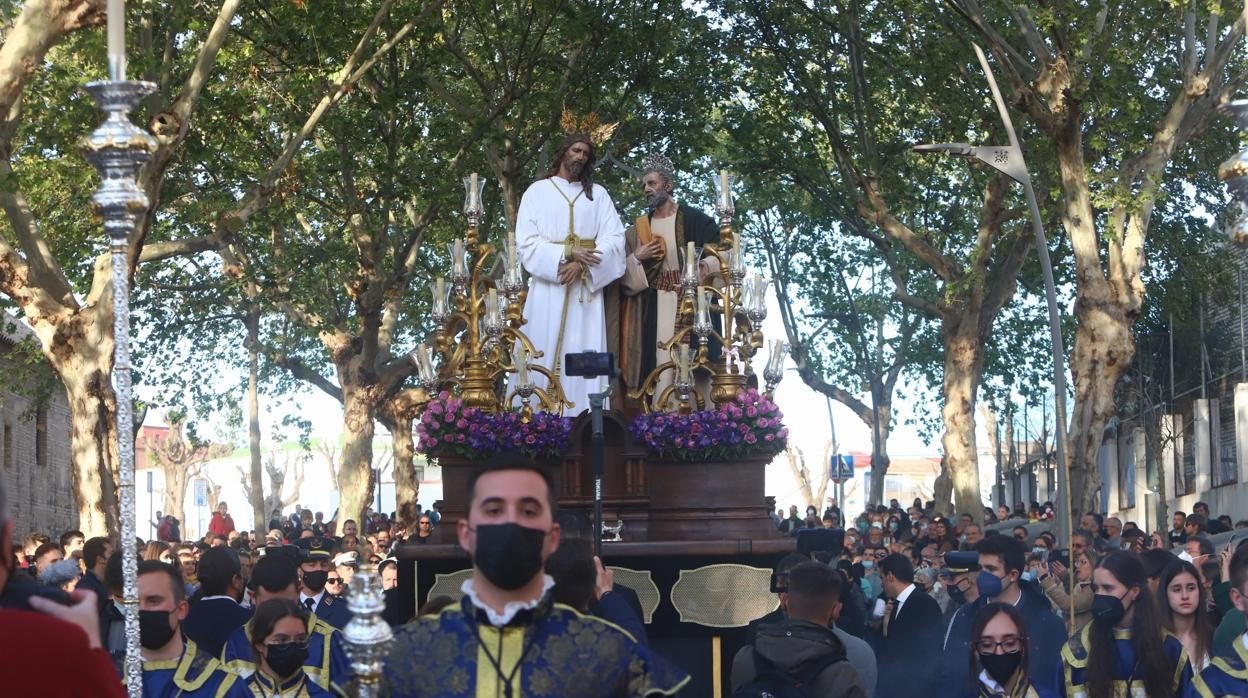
{"left": 415, "top": 391, "right": 572, "bottom": 461}
{"left": 629, "top": 388, "right": 789, "bottom": 462}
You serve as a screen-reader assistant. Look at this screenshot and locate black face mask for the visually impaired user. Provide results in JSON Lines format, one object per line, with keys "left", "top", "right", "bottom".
{"left": 302, "top": 570, "right": 329, "bottom": 593}
{"left": 139, "top": 609, "right": 178, "bottom": 650}
{"left": 472, "top": 523, "right": 548, "bottom": 591}
{"left": 948, "top": 584, "right": 966, "bottom": 605}
{"left": 979, "top": 650, "right": 1023, "bottom": 686}
{"left": 1091, "top": 593, "right": 1126, "bottom": 626}
{"left": 264, "top": 641, "right": 309, "bottom": 678}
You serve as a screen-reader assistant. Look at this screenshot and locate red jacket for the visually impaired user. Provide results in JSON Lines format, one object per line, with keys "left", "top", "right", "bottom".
{"left": 0, "top": 608, "right": 124, "bottom": 697}
{"left": 208, "top": 512, "right": 235, "bottom": 537}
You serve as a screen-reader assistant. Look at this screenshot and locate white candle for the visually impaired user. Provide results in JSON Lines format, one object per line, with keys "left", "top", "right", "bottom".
{"left": 486, "top": 287, "right": 499, "bottom": 325}
{"left": 732, "top": 235, "right": 745, "bottom": 271}
{"left": 452, "top": 239, "right": 466, "bottom": 275}
{"left": 719, "top": 170, "right": 730, "bottom": 206}
{"left": 434, "top": 277, "right": 446, "bottom": 310}
{"left": 697, "top": 290, "right": 711, "bottom": 327}
{"left": 417, "top": 344, "right": 435, "bottom": 381}
{"left": 469, "top": 173, "right": 479, "bottom": 212}
{"left": 685, "top": 241, "right": 696, "bottom": 277}
{"left": 508, "top": 230, "right": 517, "bottom": 270}
{"left": 679, "top": 345, "right": 691, "bottom": 383}
{"left": 513, "top": 345, "right": 530, "bottom": 385}
{"left": 107, "top": 0, "right": 125, "bottom": 80}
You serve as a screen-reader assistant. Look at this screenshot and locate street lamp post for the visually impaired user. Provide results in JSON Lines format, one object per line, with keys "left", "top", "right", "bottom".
{"left": 912, "top": 45, "right": 1073, "bottom": 554}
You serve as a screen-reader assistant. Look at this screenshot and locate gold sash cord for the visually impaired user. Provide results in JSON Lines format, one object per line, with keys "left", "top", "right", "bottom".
{"left": 549, "top": 179, "right": 596, "bottom": 380}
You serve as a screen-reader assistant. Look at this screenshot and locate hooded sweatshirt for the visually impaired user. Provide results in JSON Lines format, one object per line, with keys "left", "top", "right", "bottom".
{"left": 731, "top": 618, "right": 868, "bottom": 698}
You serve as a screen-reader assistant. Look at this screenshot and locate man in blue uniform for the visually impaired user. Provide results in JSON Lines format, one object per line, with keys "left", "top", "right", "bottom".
{"left": 183, "top": 547, "right": 252, "bottom": 657}
{"left": 382, "top": 456, "right": 689, "bottom": 697}
{"left": 1188, "top": 541, "right": 1248, "bottom": 697}
{"left": 137, "top": 560, "right": 246, "bottom": 697}
{"left": 221, "top": 551, "right": 353, "bottom": 694}
{"left": 297, "top": 538, "right": 351, "bottom": 630}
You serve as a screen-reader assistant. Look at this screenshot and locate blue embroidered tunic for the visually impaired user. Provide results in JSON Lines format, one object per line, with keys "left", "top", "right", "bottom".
{"left": 381, "top": 594, "right": 689, "bottom": 697}
{"left": 1184, "top": 634, "right": 1248, "bottom": 698}
{"left": 241, "top": 668, "right": 335, "bottom": 697}
{"left": 1052, "top": 623, "right": 1193, "bottom": 697}
{"left": 139, "top": 639, "right": 248, "bottom": 698}
{"left": 220, "top": 613, "right": 352, "bottom": 695}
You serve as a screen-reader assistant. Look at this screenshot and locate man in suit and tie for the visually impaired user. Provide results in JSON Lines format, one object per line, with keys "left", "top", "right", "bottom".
{"left": 181, "top": 546, "right": 252, "bottom": 657}
{"left": 871, "top": 552, "right": 944, "bottom": 697}
{"left": 297, "top": 538, "right": 351, "bottom": 630}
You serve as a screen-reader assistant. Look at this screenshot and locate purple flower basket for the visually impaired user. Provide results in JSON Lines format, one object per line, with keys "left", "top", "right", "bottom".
{"left": 416, "top": 392, "right": 572, "bottom": 461}
{"left": 629, "top": 388, "right": 789, "bottom": 463}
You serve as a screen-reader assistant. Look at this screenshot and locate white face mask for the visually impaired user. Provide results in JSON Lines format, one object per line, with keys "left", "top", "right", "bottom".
{"left": 1178, "top": 550, "right": 1194, "bottom": 563}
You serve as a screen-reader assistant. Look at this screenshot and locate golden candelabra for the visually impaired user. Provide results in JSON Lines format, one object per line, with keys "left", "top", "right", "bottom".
{"left": 411, "top": 174, "right": 570, "bottom": 417}
{"left": 628, "top": 170, "right": 787, "bottom": 413}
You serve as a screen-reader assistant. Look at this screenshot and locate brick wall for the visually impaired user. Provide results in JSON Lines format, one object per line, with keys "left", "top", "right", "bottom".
{"left": 0, "top": 342, "right": 75, "bottom": 540}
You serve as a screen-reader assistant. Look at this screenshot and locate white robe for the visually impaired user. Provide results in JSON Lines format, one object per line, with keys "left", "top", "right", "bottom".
{"left": 515, "top": 176, "right": 625, "bottom": 415}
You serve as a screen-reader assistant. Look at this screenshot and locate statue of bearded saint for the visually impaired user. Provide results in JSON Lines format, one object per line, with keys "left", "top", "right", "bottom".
{"left": 607, "top": 153, "right": 722, "bottom": 411}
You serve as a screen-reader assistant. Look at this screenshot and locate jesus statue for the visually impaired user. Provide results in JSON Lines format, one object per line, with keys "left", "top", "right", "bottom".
{"left": 514, "top": 133, "right": 626, "bottom": 414}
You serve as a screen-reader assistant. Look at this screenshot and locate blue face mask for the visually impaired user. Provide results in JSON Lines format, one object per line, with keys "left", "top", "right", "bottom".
{"left": 857, "top": 522, "right": 869, "bottom": 533}
{"left": 888, "top": 522, "right": 899, "bottom": 532}
{"left": 862, "top": 560, "right": 875, "bottom": 570}
{"left": 1021, "top": 571, "right": 1037, "bottom": 583}
{"left": 977, "top": 570, "right": 1004, "bottom": 598}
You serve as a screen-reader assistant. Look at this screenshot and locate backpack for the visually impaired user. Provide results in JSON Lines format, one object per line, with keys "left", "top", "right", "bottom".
{"left": 731, "top": 647, "right": 844, "bottom": 698}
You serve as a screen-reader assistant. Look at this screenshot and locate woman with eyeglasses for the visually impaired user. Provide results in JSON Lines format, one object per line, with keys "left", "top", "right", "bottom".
{"left": 1157, "top": 559, "right": 1213, "bottom": 671}
{"left": 245, "top": 598, "right": 333, "bottom": 696}
{"left": 1054, "top": 551, "right": 1193, "bottom": 698}
{"left": 968, "top": 602, "right": 1040, "bottom": 697}
{"left": 1035, "top": 548, "right": 1097, "bottom": 633}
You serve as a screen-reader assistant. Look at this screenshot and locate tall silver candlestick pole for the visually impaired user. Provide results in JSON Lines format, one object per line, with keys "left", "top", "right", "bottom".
{"left": 82, "top": 78, "right": 157, "bottom": 698}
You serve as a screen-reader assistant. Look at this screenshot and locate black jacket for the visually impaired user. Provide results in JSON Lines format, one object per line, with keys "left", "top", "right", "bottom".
{"left": 731, "top": 618, "right": 867, "bottom": 698}
{"left": 939, "top": 579, "right": 1067, "bottom": 698}
{"left": 182, "top": 596, "right": 252, "bottom": 658}
{"left": 870, "top": 586, "right": 945, "bottom": 697}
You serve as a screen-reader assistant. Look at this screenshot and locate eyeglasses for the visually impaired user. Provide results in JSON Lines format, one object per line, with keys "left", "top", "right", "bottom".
{"left": 267, "top": 638, "right": 310, "bottom": 648}
{"left": 326, "top": 577, "right": 342, "bottom": 585}
{"left": 975, "top": 635, "right": 1024, "bottom": 654}
{"left": 419, "top": 521, "right": 432, "bottom": 526}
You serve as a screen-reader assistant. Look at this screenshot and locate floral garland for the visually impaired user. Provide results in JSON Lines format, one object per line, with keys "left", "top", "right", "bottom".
{"left": 629, "top": 388, "right": 788, "bottom": 462}
{"left": 415, "top": 392, "right": 572, "bottom": 461}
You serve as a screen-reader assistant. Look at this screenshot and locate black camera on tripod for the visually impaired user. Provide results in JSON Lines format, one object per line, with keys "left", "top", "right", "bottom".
{"left": 564, "top": 351, "right": 616, "bottom": 378}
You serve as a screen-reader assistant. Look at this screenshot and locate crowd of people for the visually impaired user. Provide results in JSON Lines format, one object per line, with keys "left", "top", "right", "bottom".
{"left": 749, "top": 496, "right": 1248, "bottom": 697}
{"left": 6, "top": 462, "right": 1248, "bottom": 696}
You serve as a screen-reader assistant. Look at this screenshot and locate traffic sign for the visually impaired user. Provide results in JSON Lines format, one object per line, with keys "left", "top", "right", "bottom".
{"left": 829, "top": 454, "right": 854, "bottom": 482}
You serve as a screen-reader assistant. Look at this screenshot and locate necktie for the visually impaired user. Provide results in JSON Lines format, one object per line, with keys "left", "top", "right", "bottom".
{"left": 305, "top": 597, "right": 316, "bottom": 612}
{"left": 882, "top": 598, "right": 897, "bottom": 637}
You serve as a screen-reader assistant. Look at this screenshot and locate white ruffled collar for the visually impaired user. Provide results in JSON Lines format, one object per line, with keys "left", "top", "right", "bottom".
{"left": 461, "top": 575, "right": 555, "bottom": 627}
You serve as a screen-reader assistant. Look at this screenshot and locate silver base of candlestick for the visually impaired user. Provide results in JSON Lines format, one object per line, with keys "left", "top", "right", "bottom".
{"left": 82, "top": 79, "right": 157, "bottom": 698}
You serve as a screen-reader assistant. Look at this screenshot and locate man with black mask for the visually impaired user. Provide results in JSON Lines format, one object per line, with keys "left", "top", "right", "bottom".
{"left": 136, "top": 560, "right": 245, "bottom": 696}
{"left": 297, "top": 538, "right": 350, "bottom": 630}
{"left": 382, "top": 456, "right": 690, "bottom": 697}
